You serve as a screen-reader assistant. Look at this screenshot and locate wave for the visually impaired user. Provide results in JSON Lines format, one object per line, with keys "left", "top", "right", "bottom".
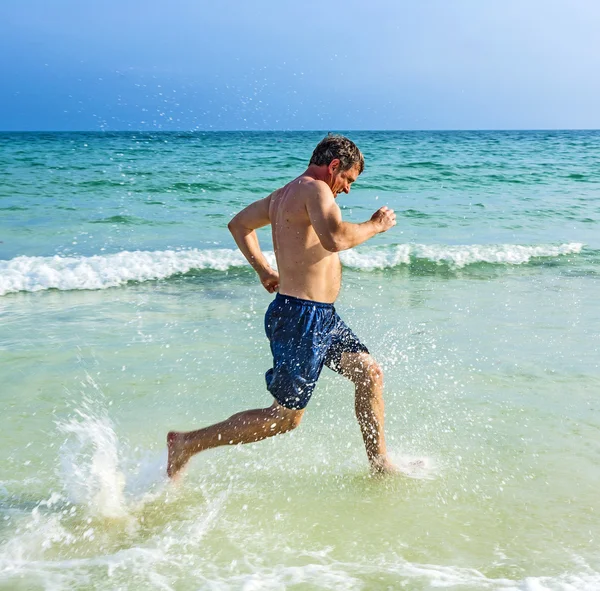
{"left": 90, "top": 215, "right": 177, "bottom": 225}
{"left": 341, "top": 242, "right": 584, "bottom": 270}
{"left": 0, "top": 243, "right": 585, "bottom": 296}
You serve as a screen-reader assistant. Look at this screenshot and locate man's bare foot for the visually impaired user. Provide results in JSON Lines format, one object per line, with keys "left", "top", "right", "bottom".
{"left": 369, "top": 456, "right": 400, "bottom": 477}
{"left": 167, "top": 432, "right": 190, "bottom": 480}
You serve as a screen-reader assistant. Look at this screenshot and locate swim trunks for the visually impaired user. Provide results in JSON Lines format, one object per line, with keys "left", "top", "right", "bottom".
{"left": 264, "top": 293, "right": 369, "bottom": 410}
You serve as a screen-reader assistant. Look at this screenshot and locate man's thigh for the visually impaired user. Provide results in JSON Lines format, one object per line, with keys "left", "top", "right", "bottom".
{"left": 323, "top": 314, "right": 369, "bottom": 373}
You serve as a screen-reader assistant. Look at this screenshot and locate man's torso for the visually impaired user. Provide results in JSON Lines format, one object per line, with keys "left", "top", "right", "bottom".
{"left": 269, "top": 175, "right": 341, "bottom": 304}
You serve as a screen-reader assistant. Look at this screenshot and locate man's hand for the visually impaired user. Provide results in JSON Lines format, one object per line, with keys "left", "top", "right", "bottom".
{"left": 259, "top": 268, "right": 280, "bottom": 293}
{"left": 370, "top": 206, "right": 396, "bottom": 233}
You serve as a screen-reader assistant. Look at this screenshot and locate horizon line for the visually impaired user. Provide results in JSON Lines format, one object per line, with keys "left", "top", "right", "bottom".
{"left": 1, "top": 128, "right": 600, "bottom": 134}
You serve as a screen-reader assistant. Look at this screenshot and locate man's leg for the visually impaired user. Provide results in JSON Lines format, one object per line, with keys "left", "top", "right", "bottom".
{"left": 167, "top": 401, "right": 304, "bottom": 479}
{"left": 337, "top": 352, "right": 397, "bottom": 474}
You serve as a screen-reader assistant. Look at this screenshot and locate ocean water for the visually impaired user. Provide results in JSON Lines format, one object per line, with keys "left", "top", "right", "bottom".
{"left": 1, "top": 130, "right": 599, "bottom": 590}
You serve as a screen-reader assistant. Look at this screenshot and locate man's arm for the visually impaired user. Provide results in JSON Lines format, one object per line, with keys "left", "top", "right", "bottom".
{"left": 306, "top": 184, "right": 396, "bottom": 252}
{"left": 228, "top": 195, "right": 279, "bottom": 292}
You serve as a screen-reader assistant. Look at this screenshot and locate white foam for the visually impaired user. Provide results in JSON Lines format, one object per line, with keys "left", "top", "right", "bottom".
{"left": 59, "top": 412, "right": 129, "bottom": 519}
{"left": 0, "top": 478, "right": 229, "bottom": 589}
{"left": 2, "top": 483, "right": 600, "bottom": 591}
{"left": 341, "top": 242, "right": 584, "bottom": 270}
{"left": 57, "top": 385, "right": 166, "bottom": 520}
{"left": 392, "top": 454, "right": 437, "bottom": 479}
{"left": 0, "top": 248, "right": 276, "bottom": 296}
{"left": 2, "top": 553, "right": 599, "bottom": 591}
{"left": 0, "top": 243, "right": 584, "bottom": 296}
{"left": 340, "top": 244, "right": 412, "bottom": 269}
{"left": 410, "top": 243, "right": 584, "bottom": 268}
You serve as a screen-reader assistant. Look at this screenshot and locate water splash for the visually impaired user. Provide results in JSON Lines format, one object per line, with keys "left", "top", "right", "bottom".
{"left": 57, "top": 380, "right": 165, "bottom": 520}
{"left": 59, "top": 410, "right": 128, "bottom": 519}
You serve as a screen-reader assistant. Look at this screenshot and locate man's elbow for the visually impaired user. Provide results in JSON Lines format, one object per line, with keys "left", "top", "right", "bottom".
{"left": 321, "top": 235, "right": 345, "bottom": 252}
{"left": 228, "top": 217, "right": 242, "bottom": 235}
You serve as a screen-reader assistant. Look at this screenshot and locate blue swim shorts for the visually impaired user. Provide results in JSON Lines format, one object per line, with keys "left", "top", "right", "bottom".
{"left": 264, "top": 293, "right": 369, "bottom": 410}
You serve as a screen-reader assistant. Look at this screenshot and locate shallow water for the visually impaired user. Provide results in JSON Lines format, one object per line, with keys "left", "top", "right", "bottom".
{"left": 1, "top": 131, "right": 600, "bottom": 590}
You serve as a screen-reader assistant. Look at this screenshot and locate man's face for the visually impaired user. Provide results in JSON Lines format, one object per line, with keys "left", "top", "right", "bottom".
{"left": 330, "top": 163, "right": 361, "bottom": 197}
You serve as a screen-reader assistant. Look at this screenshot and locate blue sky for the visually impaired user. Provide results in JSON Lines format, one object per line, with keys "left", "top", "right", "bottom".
{"left": 1, "top": 0, "right": 599, "bottom": 131}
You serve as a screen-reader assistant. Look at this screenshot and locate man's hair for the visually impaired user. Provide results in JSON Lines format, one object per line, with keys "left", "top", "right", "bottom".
{"left": 309, "top": 134, "right": 364, "bottom": 174}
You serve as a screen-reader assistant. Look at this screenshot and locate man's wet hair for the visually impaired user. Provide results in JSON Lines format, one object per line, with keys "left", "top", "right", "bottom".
{"left": 309, "top": 134, "right": 364, "bottom": 174}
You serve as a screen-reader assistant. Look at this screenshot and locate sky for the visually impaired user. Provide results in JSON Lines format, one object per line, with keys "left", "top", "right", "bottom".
{"left": 1, "top": 0, "right": 599, "bottom": 131}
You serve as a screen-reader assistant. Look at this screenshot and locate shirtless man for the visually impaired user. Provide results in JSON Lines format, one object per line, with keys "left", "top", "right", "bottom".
{"left": 167, "top": 135, "right": 397, "bottom": 478}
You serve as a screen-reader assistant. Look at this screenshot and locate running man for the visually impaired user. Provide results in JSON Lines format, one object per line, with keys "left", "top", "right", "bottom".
{"left": 167, "top": 135, "right": 397, "bottom": 478}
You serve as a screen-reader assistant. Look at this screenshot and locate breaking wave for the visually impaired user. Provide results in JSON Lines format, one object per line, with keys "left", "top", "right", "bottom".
{"left": 0, "top": 243, "right": 585, "bottom": 296}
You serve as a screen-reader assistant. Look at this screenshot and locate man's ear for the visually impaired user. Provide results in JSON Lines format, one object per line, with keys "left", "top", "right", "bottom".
{"left": 328, "top": 158, "right": 341, "bottom": 174}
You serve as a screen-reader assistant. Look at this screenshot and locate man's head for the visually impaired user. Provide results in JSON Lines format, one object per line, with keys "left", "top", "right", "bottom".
{"left": 309, "top": 134, "right": 364, "bottom": 174}
{"left": 309, "top": 134, "right": 364, "bottom": 196}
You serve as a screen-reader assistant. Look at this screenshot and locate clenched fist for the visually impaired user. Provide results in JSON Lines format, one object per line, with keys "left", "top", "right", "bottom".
{"left": 371, "top": 206, "right": 396, "bottom": 233}
{"left": 259, "top": 267, "right": 280, "bottom": 293}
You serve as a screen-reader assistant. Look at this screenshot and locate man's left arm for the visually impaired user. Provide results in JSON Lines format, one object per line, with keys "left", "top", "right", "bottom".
{"left": 228, "top": 195, "right": 279, "bottom": 293}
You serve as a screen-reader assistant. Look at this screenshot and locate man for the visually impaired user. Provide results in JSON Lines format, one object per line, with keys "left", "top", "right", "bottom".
{"left": 167, "top": 134, "right": 397, "bottom": 479}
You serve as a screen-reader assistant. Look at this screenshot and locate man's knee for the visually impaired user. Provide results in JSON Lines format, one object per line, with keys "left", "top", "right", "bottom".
{"left": 287, "top": 410, "right": 304, "bottom": 430}
{"left": 347, "top": 353, "right": 384, "bottom": 389}
{"left": 269, "top": 404, "right": 304, "bottom": 434}
{"left": 366, "top": 359, "right": 384, "bottom": 387}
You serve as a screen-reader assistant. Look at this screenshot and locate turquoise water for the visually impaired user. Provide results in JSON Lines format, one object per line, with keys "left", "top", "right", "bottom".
{"left": 1, "top": 131, "right": 600, "bottom": 590}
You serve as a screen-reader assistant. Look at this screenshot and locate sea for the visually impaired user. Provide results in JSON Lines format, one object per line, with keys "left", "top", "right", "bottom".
{"left": 1, "top": 130, "right": 599, "bottom": 590}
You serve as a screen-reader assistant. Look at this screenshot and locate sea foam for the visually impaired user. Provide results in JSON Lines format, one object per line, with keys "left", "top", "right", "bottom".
{"left": 0, "top": 243, "right": 584, "bottom": 296}
{"left": 57, "top": 396, "right": 166, "bottom": 520}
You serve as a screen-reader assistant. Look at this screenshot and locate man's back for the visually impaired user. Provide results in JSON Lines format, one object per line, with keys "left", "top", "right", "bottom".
{"left": 269, "top": 175, "right": 342, "bottom": 304}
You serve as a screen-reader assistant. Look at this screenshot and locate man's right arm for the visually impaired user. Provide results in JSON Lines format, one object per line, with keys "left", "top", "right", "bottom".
{"left": 305, "top": 184, "right": 396, "bottom": 252}
{"left": 228, "top": 195, "right": 279, "bottom": 293}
